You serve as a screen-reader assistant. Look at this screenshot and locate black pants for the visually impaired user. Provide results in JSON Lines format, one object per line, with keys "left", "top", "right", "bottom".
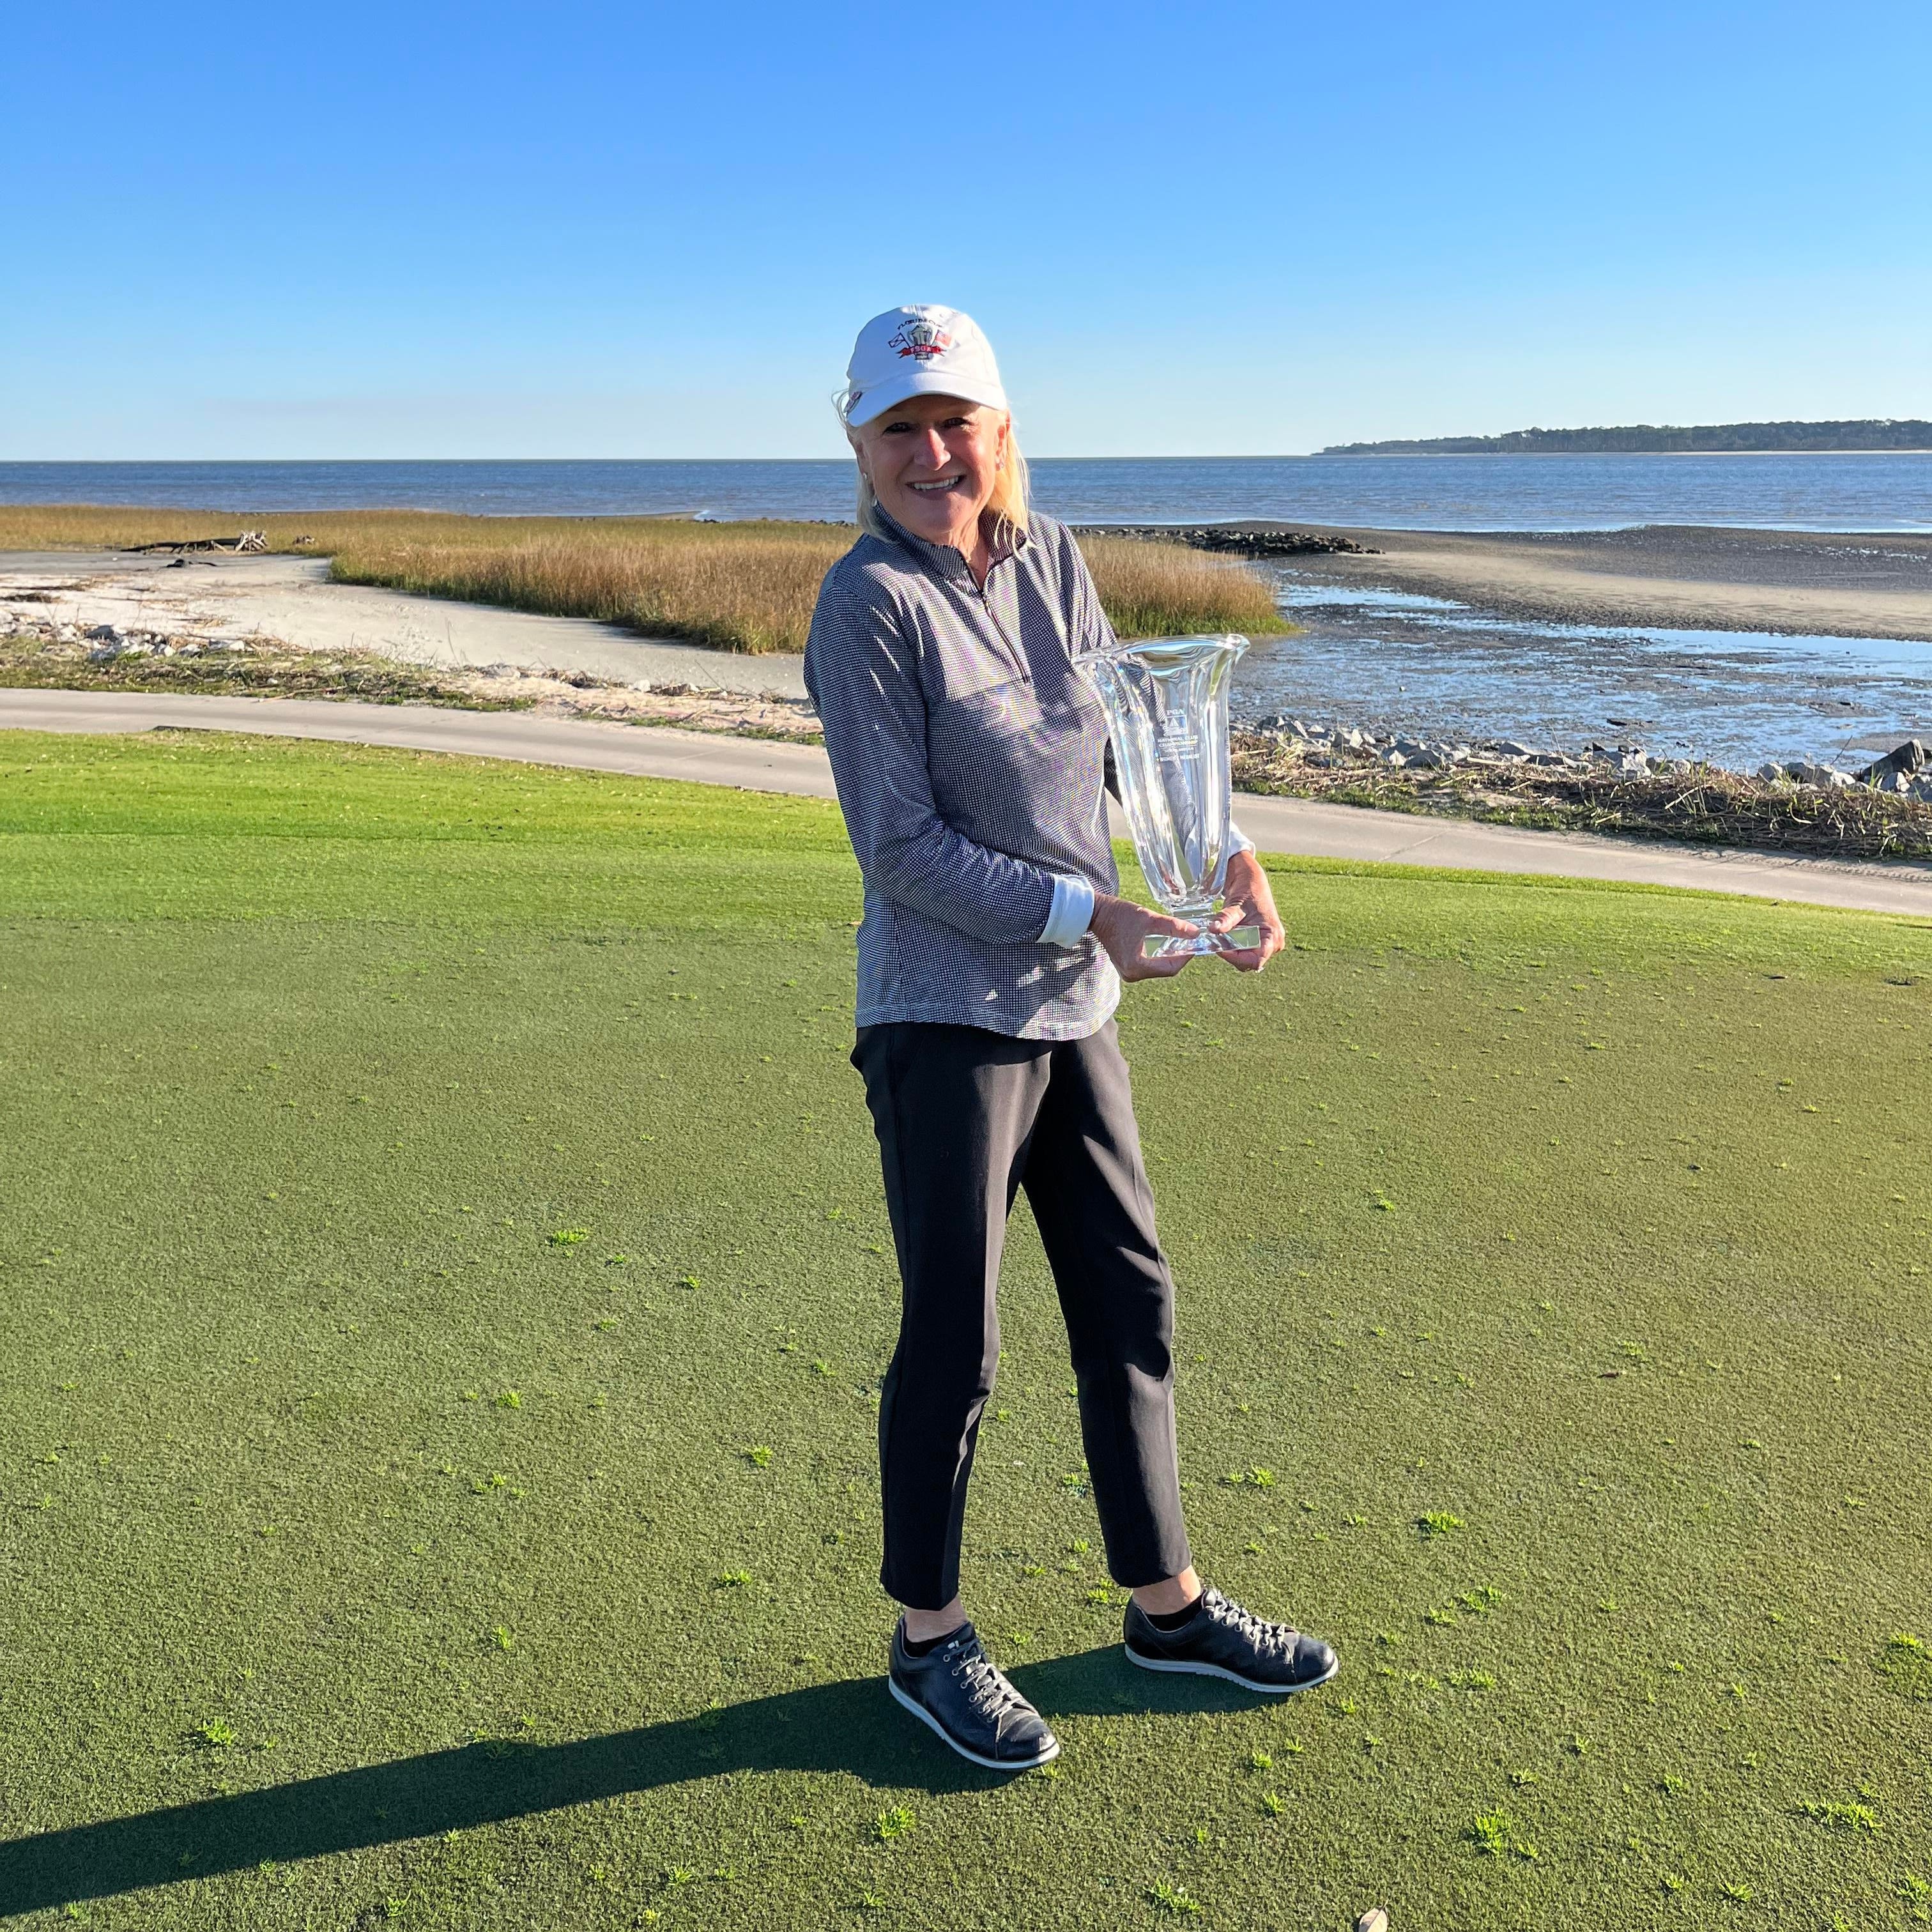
{"left": 853, "top": 1020, "right": 1192, "bottom": 1611}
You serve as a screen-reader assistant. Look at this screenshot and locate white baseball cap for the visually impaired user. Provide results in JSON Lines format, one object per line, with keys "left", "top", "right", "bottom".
{"left": 841, "top": 304, "right": 1009, "bottom": 427}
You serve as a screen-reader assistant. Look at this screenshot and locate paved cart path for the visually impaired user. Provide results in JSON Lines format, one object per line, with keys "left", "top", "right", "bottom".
{"left": 6, "top": 687, "right": 1931, "bottom": 919}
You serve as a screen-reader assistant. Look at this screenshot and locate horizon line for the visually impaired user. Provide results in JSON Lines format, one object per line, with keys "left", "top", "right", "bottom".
{"left": 8, "top": 449, "right": 1932, "bottom": 465}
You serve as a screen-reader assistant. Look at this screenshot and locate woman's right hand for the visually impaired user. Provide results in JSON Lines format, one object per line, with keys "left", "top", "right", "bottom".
{"left": 1089, "top": 893, "right": 1208, "bottom": 981}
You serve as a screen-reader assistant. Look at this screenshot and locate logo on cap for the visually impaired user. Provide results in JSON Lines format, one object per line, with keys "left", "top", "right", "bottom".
{"left": 890, "top": 319, "right": 953, "bottom": 360}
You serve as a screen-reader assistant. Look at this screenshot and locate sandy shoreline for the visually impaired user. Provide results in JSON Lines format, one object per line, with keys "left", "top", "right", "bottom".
{"left": 1225, "top": 523, "right": 1932, "bottom": 641}
{"left": 0, "top": 547, "right": 820, "bottom": 736}
{"left": 0, "top": 549, "right": 811, "bottom": 696}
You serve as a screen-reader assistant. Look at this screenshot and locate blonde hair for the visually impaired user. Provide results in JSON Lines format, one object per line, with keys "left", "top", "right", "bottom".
{"left": 841, "top": 397, "right": 1032, "bottom": 549}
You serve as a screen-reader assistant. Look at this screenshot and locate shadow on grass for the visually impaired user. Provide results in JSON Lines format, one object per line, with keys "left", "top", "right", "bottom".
{"left": 2, "top": 1644, "right": 1263, "bottom": 1913}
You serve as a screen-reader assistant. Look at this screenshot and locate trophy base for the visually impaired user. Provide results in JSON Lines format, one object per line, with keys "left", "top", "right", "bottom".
{"left": 1141, "top": 924, "right": 1262, "bottom": 959}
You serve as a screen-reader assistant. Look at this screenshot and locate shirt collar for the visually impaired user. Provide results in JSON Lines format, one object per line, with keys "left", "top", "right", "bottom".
{"left": 873, "top": 505, "right": 1028, "bottom": 581}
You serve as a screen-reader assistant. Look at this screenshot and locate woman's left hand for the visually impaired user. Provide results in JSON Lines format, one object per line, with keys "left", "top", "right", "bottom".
{"left": 1214, "top": 850, "right": 1285, "bottom": 972}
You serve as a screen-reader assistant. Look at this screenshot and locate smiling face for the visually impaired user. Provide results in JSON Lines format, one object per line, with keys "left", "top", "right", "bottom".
{"left": 850, "top": 392, "right": 1009, "bottom": 554}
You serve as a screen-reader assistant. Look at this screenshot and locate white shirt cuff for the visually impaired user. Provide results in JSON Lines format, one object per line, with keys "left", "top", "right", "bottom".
{"left": 1038, "top": 873, "right": 1096, "bottom": 948}
{"left": 1229, "top": 820, "right": 1255, "bottom": 855}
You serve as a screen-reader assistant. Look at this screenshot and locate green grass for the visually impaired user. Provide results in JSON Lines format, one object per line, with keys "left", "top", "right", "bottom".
{"left": 3, "top": 730, "right": 1930, "bottom": 1931}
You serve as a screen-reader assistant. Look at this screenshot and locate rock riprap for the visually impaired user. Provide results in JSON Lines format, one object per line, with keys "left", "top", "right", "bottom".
{"left": 1077, "top": 526, "right": 1379, "bottom": 557}
{"left": 1246, "top": 712, "right": 1932, "bottom": 801}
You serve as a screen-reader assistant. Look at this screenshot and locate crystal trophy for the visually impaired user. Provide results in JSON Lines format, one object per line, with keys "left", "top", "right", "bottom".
{"left": 1073, "top": 633, "right": 1261, "bottom": 958}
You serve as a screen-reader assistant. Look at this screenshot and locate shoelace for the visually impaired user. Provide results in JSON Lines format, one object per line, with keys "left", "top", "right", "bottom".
{"left": 948, "top": 1640, "right": 1026, "bottom": 1719}
{"left": 1204, "top": 1591, "right": 1295, "bottom": 1658}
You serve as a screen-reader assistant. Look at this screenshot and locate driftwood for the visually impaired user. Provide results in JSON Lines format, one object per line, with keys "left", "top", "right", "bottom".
{"left": 123, "top": 530, "right": 268, "bottom": 555}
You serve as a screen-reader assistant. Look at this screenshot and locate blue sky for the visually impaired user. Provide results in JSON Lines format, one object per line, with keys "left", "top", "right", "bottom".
{"left": 5, "top": 0, "right": 1927, "bottom": 458}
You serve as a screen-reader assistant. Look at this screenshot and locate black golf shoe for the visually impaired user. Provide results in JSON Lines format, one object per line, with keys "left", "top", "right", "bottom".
{"left": 1123, "top": 1587, "right": 1338, "bottom": 1694}
{"left": 887, "top": 1619, "right": 1060, "bottom": 1772}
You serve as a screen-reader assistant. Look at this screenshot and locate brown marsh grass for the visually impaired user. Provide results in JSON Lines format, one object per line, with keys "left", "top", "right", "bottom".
{"left": 0, "top": 505, "right": 1289, "bottom": 653}
{"left": 1073, "top": 531, "right": 1289, "bottom": 644}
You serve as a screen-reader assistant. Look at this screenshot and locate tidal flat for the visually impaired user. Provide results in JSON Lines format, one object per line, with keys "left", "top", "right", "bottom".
{"left": 1216, "top": 525, "right": 1932, "bottom": 770}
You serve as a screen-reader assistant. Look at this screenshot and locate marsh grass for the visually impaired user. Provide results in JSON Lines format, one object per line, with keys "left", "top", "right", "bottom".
{"left": 334, "top": 519, "right": 845, "bottom": 655}
{"left": 0, "top": 505, "right": 1289, "bottom": 654}
{"left": 1071, "top": 531, "right": 1289, "bottom": 644}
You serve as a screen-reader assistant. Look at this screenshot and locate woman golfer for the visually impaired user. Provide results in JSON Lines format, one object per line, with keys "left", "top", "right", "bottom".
{"left": 804, "top": 305, "right": 1338, "bottom": 1772}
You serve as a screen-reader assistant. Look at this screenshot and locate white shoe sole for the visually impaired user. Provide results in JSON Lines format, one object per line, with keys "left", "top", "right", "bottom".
{"left": 887, "top": 1676, "right": 1061, "bottom": 1772}
{"left": 1125, "top": 1646, "right": 1340, "bottom": 1696}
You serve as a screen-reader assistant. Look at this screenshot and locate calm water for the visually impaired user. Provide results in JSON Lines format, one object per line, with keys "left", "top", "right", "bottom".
{"left": 3, "top": 454, "right": 1930, "bottom": 531}
{"left": 1244, "top": 574, "right": 1932, "bottom": 769}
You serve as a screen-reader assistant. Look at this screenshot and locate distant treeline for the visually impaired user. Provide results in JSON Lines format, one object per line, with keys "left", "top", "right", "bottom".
{"left": 1321, "top": 420, "right": 1932, "bottom": 455}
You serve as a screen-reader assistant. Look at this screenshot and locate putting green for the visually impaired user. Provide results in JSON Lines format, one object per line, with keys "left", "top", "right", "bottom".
{"left": 3, "top": 731, "right": 1929, "bottom": 1931}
